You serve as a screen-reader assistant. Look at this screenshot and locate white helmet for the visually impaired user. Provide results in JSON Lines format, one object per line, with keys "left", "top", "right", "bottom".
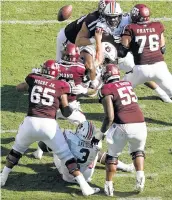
{"left": 102, "top": 42, "right": 118, "bottom": 63}
{"left": 76, "top": 121, "right": 95, "bottom": 141}
{"left": 98, "top": 0, "right": 115, "bottom": 14}
{"left": 103, "top": 2, "right": 123, "bottom": 28}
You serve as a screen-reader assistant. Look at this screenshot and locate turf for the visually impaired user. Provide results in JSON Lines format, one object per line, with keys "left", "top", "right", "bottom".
{"left": 1, "top": 1, "right": 172, "bottom": 200}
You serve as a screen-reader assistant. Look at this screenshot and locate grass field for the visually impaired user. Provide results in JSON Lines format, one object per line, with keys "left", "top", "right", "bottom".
{"left": 1, "top": 0, "right": 172, "bottom": 199}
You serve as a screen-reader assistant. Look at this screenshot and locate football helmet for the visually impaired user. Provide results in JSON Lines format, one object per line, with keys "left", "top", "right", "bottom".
{"left": 102, "top": 42, "right": 118, "bottom": 64}
{"left": 102, "top": 64, "right": 120, "bottom": 83}
{"left": 130, "top": 4, "right": 150, "bottom": 23}
{"left": 41, "top": 60, "right": 60, "bottom": 78}
{"left": 62, "top": 43, "right": 80, "bottom": 62}
{"left": 103, "top": 2, "right": 123, "bottom": 28}
{"left": 76, "top": 121, "right": 95, "bottom": 141}
{"left": 98, "top": 0, "right": 115, "bottom": 14}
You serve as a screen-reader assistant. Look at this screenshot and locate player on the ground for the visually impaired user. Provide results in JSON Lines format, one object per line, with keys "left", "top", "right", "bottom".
{"left": 0, "top": 60, "right": 100, "bottom": 196}
{"left": 118, "top": 4, "right": 172, "bottom": 101}
{"left": 38, "top": 121, "right": 135, "bottom": 183}
{"left": 92, "top": 64, "right": 147, "bottom": 195}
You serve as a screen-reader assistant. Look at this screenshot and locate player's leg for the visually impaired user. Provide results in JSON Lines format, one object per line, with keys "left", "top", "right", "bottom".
{"left": 104, "top": 124, "right": 127, "bottom": 196}
{"left": 127, "top": 122, "right": 147, "bottom": 192}
{"left": 154, "top": 61, "right": 172, "bottom": 100}
{"left": 44, "top": 129, "right": 100, "bottom": 196}
{"left": 56, "top": 28, "right": 67, "bottom": 61}
{"left": 80, "top": 47, "right": 96, "bottom": 81}
{"left": 118, "top": 52, "right": 135, "bottom": 73}
{"left": 144, "top": 81, "right": 172, "bottom": 103}
{"left": 1, "top": 117, "right": 40, "bottom": 186}
{"left": 97, "top": 151, "right": 134, "bottom": 172}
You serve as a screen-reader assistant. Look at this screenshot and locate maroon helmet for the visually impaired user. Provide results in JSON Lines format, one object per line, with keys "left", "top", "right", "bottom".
{"left": 62, "top": 43, "right": 80, "bottom": 62}
{"left": 130, "top": 4, "right": 150, "bottom": 23}
{"left": 102, "top": 64, "right": 120, "bottom": 83}
{"left": 98, "top": 0, "right": 115, "bottom": 14}
{"left": 41, "top": 60, "right": 60, "bottom": 78}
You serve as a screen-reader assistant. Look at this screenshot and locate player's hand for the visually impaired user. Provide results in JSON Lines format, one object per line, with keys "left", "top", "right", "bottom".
{"left": 32, "top": 68, "right": 41, "bottom": 74}
{"left": 72, "top": 84, "right": 88, "bottom": 95}
{"left": 91, "top": 136, "right": 100, "bottom": 146}
{"left": 95, "top": 28, "right": 103, "bottom": 43}
{"left": 90, "top": 79, "right": 100, "bottom": 89}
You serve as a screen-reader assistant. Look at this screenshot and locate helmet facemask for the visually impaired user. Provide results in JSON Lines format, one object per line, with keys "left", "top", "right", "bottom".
{"left": 105, "top": 14, "right": 122, "bottom": 28}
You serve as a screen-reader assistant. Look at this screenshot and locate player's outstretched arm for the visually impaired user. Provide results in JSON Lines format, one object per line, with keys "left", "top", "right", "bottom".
{"left": 75, "top": 22, "right": 94, "bottom": 47}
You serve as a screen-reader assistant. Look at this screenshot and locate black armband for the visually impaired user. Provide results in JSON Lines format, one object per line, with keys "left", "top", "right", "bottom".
{"left": 61, "top": 106, "right": 73, "bottom": 117}
{"left": 160, "top": 45, "right": 166, "bottom": 54}
{"left": 117, "top": 44, "right": 129, "bottom": 58}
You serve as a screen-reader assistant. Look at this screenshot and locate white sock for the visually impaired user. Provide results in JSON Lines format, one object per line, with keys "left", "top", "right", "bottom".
{"left": 75, "top": 174, "right": 90, "bottom": 188}
{"left": 136, "top": 170, "right": 144, "bottom": 179}
{"left": 105, "top": 181, "right": 113, "bottom": 186}
{"left": 2, "top": 166, "right": 12, "bottom": 175}
{"left": 117, "top": 160, "right": 128, "bottom": 170}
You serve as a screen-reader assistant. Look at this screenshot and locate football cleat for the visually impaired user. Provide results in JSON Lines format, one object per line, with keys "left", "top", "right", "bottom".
{"left": 82, "top": 186, "right": 100, "bottom": 196}
{"left": 135, "top": 175, "right": 145, "bottom": 192}
{"left": 122, "top": 163, "right": 135, "bottom": 173}
{"left": 33, "top": 147, "right": 43, "bottom": 159}
{"left": 104, "top": 182, "right": 114, "bottom": 196}
{"left": 0, "top": 173, "right": 8, "bottom": 187}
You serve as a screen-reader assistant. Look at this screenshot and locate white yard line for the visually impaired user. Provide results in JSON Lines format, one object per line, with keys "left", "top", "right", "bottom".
{"left": 1, "top": 126, "right": 172, "bottom": 134}
{"left": 117, "top": 197, "right": 162, "bottom": 200}
{"left": 115, "top": 173, "right": 158, "bottom": 178}
{"left": 1, "top": 0, "right": 172, "bottom": 2}
{"left": 1, "top": 17, "right": 172, "bottom": 25}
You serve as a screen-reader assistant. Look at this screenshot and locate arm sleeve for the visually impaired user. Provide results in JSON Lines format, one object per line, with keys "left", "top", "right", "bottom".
{"left": 121, "top": 24, "right": 133, "bottom": 37}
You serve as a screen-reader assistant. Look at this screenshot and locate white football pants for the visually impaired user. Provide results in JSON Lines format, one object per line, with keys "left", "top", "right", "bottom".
{"left": 56, "top": 28, "right": 68, "bottom": 61}
{"left": 13, "top": 116, "right": 74, "bottom": 163}
{"left": 106, "top": 122, "right": 147, "bottom": 158}
{"left": 123, "top": 61, "right": 172, "bottom": 97}
{"left": 56, "top": 100, "right": 86, "bottom": 125}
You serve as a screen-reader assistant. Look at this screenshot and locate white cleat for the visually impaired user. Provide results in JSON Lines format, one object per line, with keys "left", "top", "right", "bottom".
{"left": 122, "top": 163, "right": 135, "bottom": 173}
{"left": 135, "top": 176, "right": 145, "bottom": 192}
{"left": 33, "top": 148, "right": 43, "bottom": 159}
{"left": 82, "top": 186, "right": 100, "bottom": 196}
{"left": 104, "top": 182, "right": 114, "bottom": 197}
{"left": 1, "top": 173, "right": 8, "bottom": 187}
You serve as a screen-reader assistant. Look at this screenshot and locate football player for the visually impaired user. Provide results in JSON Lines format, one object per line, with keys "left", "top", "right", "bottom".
{"left": 118, "top": 4, "right": 172, "bottom": 102}
{"left": 86, "top": 2, "right": 172, "bottom": 102}
{"left": 93, "top": 64, "right": 147, "bottom": 195}
{"left": 33, "top": 44, "right": 88, "bottom": 159}
{"left": 38, "top": 121, "right": 135, "bottom": 183}
{"left": 0, "top": 60, "right": 100, "bottom": 196}
{"left": 57, "top": 0, "right": 114, "bottom": 82}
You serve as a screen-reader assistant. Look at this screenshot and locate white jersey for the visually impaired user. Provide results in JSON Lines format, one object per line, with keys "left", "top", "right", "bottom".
{"left": 64, "top": 130, "right": 99, "bottom": 171}
{"left": 96, "top": 14, "right": 131, "bottom": 42}
{"left": 53, "top": 129, "right": 100, "bottom": 182}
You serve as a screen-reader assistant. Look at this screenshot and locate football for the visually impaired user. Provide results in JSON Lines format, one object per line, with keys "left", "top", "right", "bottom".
{"left": 57, "top": 5, "right": 73, "bottom": 21}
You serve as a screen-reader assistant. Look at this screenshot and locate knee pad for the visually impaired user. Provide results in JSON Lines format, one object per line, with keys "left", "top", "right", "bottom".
{"left": 131, "top": 151, "right": 145, "bottom": 160}
{"left": 105, "top": 154, "right": 118, "bottom": 165}
{"left": 6, "top": 149, "right": 22, "bottom": 165}
{"left": 65, "top": 158, "right": 80, "bottom": 174}
{"left": 38, "top": 141, "right": 52, "bottom": 152}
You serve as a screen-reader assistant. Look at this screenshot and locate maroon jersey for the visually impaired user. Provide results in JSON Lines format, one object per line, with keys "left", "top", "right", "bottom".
{"left": 98, "top": 81, "right": 144, "bottom": 124}
{"left": 25, "top": 74, "right": 71, "bottom": 119}
{"left": 58, "top": 61, "right": 86, "bottom": 102}
{"left": 122, "top": 21, "right": 164, "bottom": 65}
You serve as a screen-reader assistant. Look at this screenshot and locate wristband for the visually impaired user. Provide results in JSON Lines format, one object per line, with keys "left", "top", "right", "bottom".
{"left": 89, "top": 38, "right": 96, "bottom": 44}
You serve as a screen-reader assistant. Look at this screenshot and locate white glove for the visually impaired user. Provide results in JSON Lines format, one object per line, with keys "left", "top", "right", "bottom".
{"left": 72, "top": 85, "right": 88, "bottom": 95}
{"left": 91, "top": 79, "right": 100, "bottom": 89}
{"left": 32, "top": 68, "right": 41, "bottom": 74}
